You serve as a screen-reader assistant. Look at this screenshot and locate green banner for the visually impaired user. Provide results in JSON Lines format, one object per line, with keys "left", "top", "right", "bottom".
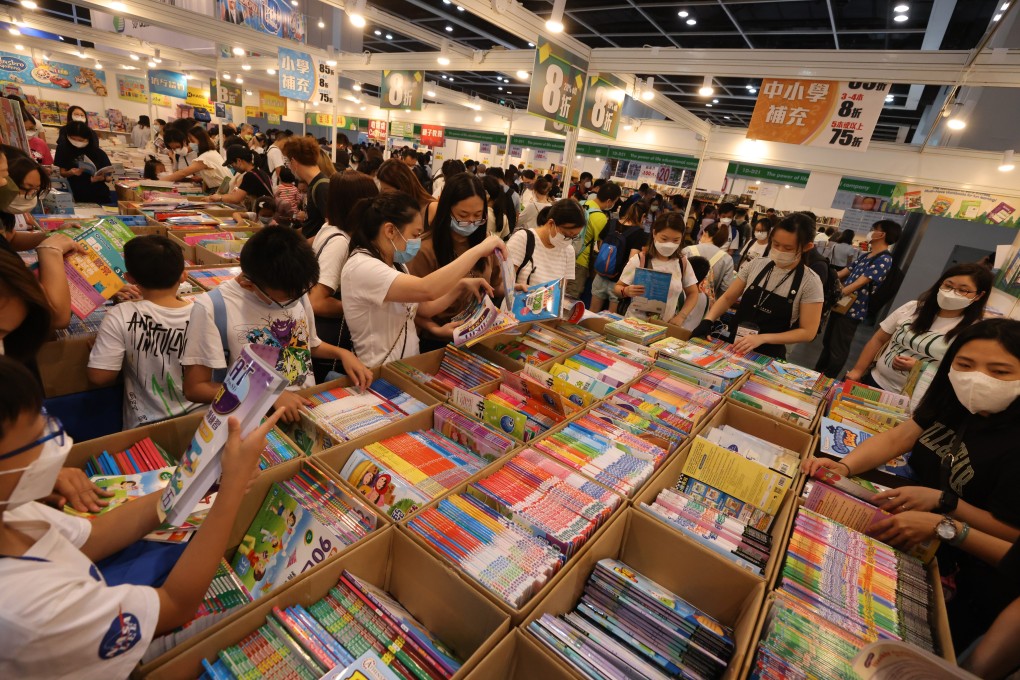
{"left": 527, "top": 37, "right": 588, "bottom": 127}
{"left": 727, "top": 161, "right": 810, "bottom": 187}
{"left": 574, "top": 144, "right": 698, "bottom": 170}
{"left": 379, "top": 70, "right": 424, "bottom": 111}
{"left": 445, "top": 128, "right": 506, "bottom": 144}
{"left": 575, "top": 143, "right": 609, "bottom": 157}
{"left": 580, "top": 73, "right": 625, "bottom": 140}
{"left": 836, "top": 177, "right": 897, "bottom": 198}
{"left": 390, "top": 121, "right": 415, "bottom": 139}
{"left": 510, "top": 135, "right": 565, "bottom": 152}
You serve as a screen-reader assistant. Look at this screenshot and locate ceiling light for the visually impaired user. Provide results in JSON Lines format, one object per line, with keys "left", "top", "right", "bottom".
{"left": 374, "top": 29, "right": 381, "bottom": 35}
{"left": 893, "top": 13, "right": 908, "bottom": 22}
{"left": 443, "top": 0, "right": 451, "bottom": 3}
{"left": 267, "top": 68, "right": 276, "bottom": 75}
{"left": 152, "top": 50, "right": 161, "bottom": 63}
{"left": 546, "top": 0, "right": 566, "bottom": 33}
{"left": 448, "top": 77, "right": 454, "bottom": 82}
{"left": 77, "top": 50, "right": 87, "bottom": 58}
{"left": 312, "top": 100, "right": 318, "bottom": 106}
{"left": 235, "top": 77, "right": 243, "bottom": 83}
{"left": 999, "top": 150, "right": 1015, "bottom": 172}
{"left": 516, "top": 70, "right": 529, "bottom": 79}
{"left": 317, "top": 19, "right": 325, "bottom": 28}
{"left": 698, "top": 75, "right": 714, "bottom": 97}
{"left": 610, "top": 88, "right": 625, "bottom": 102}
{"left": 474, "top": 115, "right": 482, "bottom": 122}
{"left": 749, "top": 88, "right": 757, "bottom": 94}
{"left": 385, "top": 33, "right": 393, "bottom": 39}
{"left": 528, "top": 42, "right": 535, "bottom": 47}
{"left": 347, "top": 0, "right": 367, "bottom": 27}
{"left": 8, "top": 27, "right": 20, "bottom": 35}
{"left": 426, "top": 89, "right": 436, "bottom": 97}
{"left": 445, "top": 25, "right": 453, "bottom": 32}
{"left": 404, "top": 108, "right": 411, "bottom": 113}
{"left": 441, "top": 75, "right": 448, "bottom": 80}
{"left": 182, "top": 73, "right": 193, "bottom": 80}
{"left": 21, "top": 0, "right": 37, "bottom": 8}
{"left": 947, "top": 117, "right": 966, "bottom": 130}
{"left": 242, "top": 63, "right": 252, "bottom": 70}
{"left": 457, "top": 5, "right": 464, "bottom": 10}
{"left": 360, "top": 106, "right": 366, "bottom": 110}
{"left": 147, "top": 60, "right": 157, "bottom": 68}
{"left": 1003, "top": 2, "right": 1010, "bottom": 9}
{"left": 245, "top": 90, "right": 252, "bottom": 95}
{"left": 326, "top": 59, "right": 336, "bottom": 66}
{"left": 232, "top": 46, "right": 245, "bottom": 56}
{"left": 129, "top": 53, "right": 139, "bottom": 61}
{"left": 14, "top": 44, "right": 23, "bottom": 50}
{"left": 678, "top": 10, "right": 688, "bottom": 18}
{"left": 784, "top": 185, "right": 791, "bottom": 189}
{"left": 290, "top": 0, "right": 297, "bottom": 5}
{"left": 686, "top": 18, "right": 697, "bottom": 25}
{"left": 353, "top": 82, "right": 362, "bottom": 91}
{"left": 993, "top": 12, "right": 1002, "bottom": 20}
{"left": 641, "top": 76, "right": 655, "bottom": 100}
{"left": 222, "top": 72, "right": 231, "bottom": 80}
{"left": 498, "top": 86, "right": 503, "bottom": 91}
{"left": 893, "top": 3, "right": 908, "bottom": 10}
{"left": 438, "top": 40, "right": 451, "bottom": 65}
{"left": 623, "top": 124, "right": 632, "bottom": 130}
{"left": 705, "top": 103, "right": 712, "bottom": 107}
{"left": 712, "top": 98, "right": 718, "bottom": 103}
{"left": 94, "top": 62, "right": 102, "bottom": 69}
{"left": 110, "top": 1, "right": 126, "bottom": 10}
{"left": 724, "top": 115, "right": 731, "bottom": 119}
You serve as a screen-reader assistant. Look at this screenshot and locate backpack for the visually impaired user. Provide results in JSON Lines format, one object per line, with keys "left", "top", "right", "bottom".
{"left": 519, "top": 229, "right": 538, "bottom": 284}
{"left": 206, "top": 287, "right": 232, "bottom": 384}
{"left": 578, "top": 204, "right": 607, "bottom": 264}
{"left": 593, "top": 223, "right": 642, "bottom": 281}
{"left": 686, "top": 245, "right": 728, "bottom": 306}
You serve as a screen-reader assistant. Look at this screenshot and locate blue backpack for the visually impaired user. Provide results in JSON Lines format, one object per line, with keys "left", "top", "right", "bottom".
{"left": 593, "top": 221, "right": 640, "bottom": 281}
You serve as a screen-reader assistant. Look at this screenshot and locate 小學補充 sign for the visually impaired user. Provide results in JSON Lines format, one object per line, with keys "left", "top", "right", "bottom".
{"left": 278, "top": 48, "right": 314, "bottom": 101}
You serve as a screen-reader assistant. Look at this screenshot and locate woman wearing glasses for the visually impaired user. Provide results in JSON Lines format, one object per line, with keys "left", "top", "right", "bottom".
{"left": 845, "top": 263, "right": 992, "bottom": 406}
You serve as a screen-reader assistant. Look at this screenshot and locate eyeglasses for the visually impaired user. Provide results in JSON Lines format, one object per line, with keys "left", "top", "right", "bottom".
{"left": 250, "top": 278, "right": 311, "bottom": 309}
{"left": 940, "top": 282, "right": 980, "bottom": 299}
{"left": 0, "top": 411, "right": 65, "bottom": 461}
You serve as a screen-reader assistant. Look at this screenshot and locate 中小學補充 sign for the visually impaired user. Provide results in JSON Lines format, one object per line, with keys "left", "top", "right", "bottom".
{"left": 579, "top": 73, "right": 625, "bottom": 139}
{"left": 379, "top": 70, "right": 424, "bottom": 111}
{"left": 747, "top": 78, "right": 888, "bottom": 152}
{"left": 527, "top": 37, "right": 587, "bottom": 128}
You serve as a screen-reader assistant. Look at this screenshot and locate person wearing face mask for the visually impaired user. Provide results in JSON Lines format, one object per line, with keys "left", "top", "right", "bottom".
{"left": 160, "top": 126, "right": 229, "bottom": 192}
{"left": 207, "top": 146, "right": 272, "bottom": 206}
{"left": 691, "top": 213, "right": 824, "bottom": 359}
{"left": 693, "top": 203, "right": 718, "bottom": 242}
{"left": 130, "top": 115, "right": 151, "bottom": 149}
{"left": 735, "top": 216, "right": 774, "bottom": 271}
{"left": 0, "top": 355, "right": 291, "bottom": 680}
{"left": 3, "top": 156, "right": 49, "bottom": 229}
{"left": 804, "top": 319, "right": 1020, "bottom": 653}
{"left": 714, "top": 202, "right": 740, "bottom": 254}
{"left": 846, "top": 264, "right": 992, "bottom": 407}
{"left": 590, "top": 201, "right": 650, "bottom": 314}
{"left": 341, "top": 192, "right": 507, "bottom": 367}
{"left": 507, "top": 199, "right": 586, "bottom": 291}
{"left": 614, "top": 212, "right": 701, "bottom": 326}
{"left": 682, "top": 223, "right": 735, "bottom": 301}
{"left": 53, "top": 121, "right": 114, "bottom": 204}
{"left": 569, "top": 171, "right": 594, "bottom": 201}
{"left": 815, "top": 219, "right": 902, "bottom": 378}
{"left": 642, "top": 197, "right": 661, "bottom": 232}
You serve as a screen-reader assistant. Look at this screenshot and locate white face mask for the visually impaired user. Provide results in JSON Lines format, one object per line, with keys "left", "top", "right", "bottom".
{"left": 6, "top": 194, "right": 37, "bottom": 214}
{"left": 582, "top": 181, "right": 591, "bottom": 189}
{"left": 70, "top": 139, "right": 89, "bottom": 149}
{"left": 0, "top": 430, "right": 72, "bottom": 510}
{"left": 754, "top": 230, "right": 769, "bottom": 241}
{"left": 654, "top": 240, "right": 680, "bottom": 257}
{"left": 769, "top": 250, "right": 798, "bottom": 268}
{"left": 867, "top": 230, "right": 882, "bottom": 242}
{"left": 719, "top": 217, "right": 733, "bottom": 225}
{"left": 949, "top": 367, "right": 1020, "bottom": 415}
{"left": 551, "top": 231, "right": 573, "bottom": 247}
{"left": 25, "top": 129, "right": 38, "bottom": 139}
{"left": 72, "top": 115, "right": 86, "bottom": 123}
{"left": 937, "top": 289, "right": 975, "bottom": 311}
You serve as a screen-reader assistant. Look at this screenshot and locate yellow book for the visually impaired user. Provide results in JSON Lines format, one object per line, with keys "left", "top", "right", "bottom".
{"left": 680, "top": 436, "right": 789, "bottom": 516}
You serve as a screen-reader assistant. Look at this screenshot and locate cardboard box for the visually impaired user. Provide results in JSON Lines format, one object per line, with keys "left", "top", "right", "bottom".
{"left": 37, "top": 334, "right": 100, "bottom": 398}
{"left": 65, "top": 411, "right": 206, "bottom": 469}
{"left": 522, "top": 508, "right": 766, "bottom": 680}
{"left": 380, "top": 346, "right": 504, "bottom": 403}
{"left": 195, "top": 239, "right": 246, "bottom": 265}
{"left": 462, "top": 629, "right": 577, "bottom": 680}
{"left": 476, "top": 321, "right": 584, "bottom": 372}
{"left": 167, "top": 230, "right": 223, "bottom": 263}
{"left": 725, "top": 386, "right": 824, "bottom": 434}
{"left": 137, "top": 527, "right": 511, "bottom": 680}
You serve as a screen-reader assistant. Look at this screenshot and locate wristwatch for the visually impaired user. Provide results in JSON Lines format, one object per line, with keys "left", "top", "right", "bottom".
{"left": 935, "top": 489, "right": 959, "bottom": 514}
{"left": 935, "top": 515, "right": 970, "bottom": 547}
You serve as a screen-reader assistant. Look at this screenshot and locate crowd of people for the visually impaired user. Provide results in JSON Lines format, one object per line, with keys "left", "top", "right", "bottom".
{"left": 1, "top": 105, "right": 1020, "bottom": 678}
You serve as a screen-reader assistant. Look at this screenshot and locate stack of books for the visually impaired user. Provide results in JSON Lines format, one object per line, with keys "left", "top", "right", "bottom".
{"left": 530, "top": 558, "right": 736, "bottom": 680}
{"left": 450, "top": 377, "right": 575, "bottom": 443}
{"left": 432, "top": 404, "right": 517, "bottom": 462}
{"left": 188, "top": 267, "right": 242, "bottom": 291}
{"left": 611, "top": 369, "right": 722, "bottom": 432}
{"left": 730, "top": 368, "right": 828, "bottom": 430}
{"left": 199, "top": 569, "right": 462, "bottom": 680}
{"left": 304, "top": 379, "right": 429, "bottom": 443}
{"left": 604, "top": 317, "right": 668, "bottom": 345}
{"left": 651, "top": 337, "right": 752, "bottom": 393}
{"left": 542, "top": 321, "right": 605, "bottom": 345}
{"left": 491, "top": 325, "right": 578, "bottom": 364}
{"left": 827, "top": 380, "right": 911, "bottom": 432}
{"left": 259, "top": 428, "right": 303, "bottom": 470}
{"left": 81, "top": 436, "right": 177, "bottom": 476}
{"left": 388, "top": 346, "right": 503, "bottom": 397}
{"left": 231, "top": 464, "right": 377, "bottom": 600}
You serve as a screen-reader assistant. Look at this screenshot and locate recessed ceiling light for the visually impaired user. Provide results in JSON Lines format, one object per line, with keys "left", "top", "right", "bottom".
{"left": 724, "top": 115, "right": 731, "bottom": 119}
{"left": 129, "top": 53, "right": 139, "bottom": 61}
{"left": 445, "top": 25, "right": 453, "bottom": 31}
{"left": 267, "top": 68, "right": 276, "bottom": 75}
{"left": 386, "top": 33, "right": 393, "bottom": 39}
{"left": 712, "top": 98, "right": 718, "bottom": 103}
{"left": 706, "top": 103, "right": 712, "bottom": 107}
{"left": 749, "top": 88, "right": 757, "bottom": 94}
{"left": 885, "top": 94, "right": 894, "bottom": 102}
{"left": 686, "top": 18, "right": 696, "bottom": 25}
{"left": 360, "top": 106, "right": 366, "bottom": 110}
{"left": 893, "top": 3, "right": 909, "bottom": 10}
{"left": 235, "top": 77, "right": 243, "bottom": 83}
{"left": 784, "top": 185, "right": 791, "bottom": 189}
{"left": 110, "top": 1, "right": 126, "bottom": 10}
{"left": 232, "top": 46, "right": 245, "bottom": 56}
{"left": 326, "top": 59, "right": 336, "bottom": 66}
{"left": 527, "top": 42, "right": 535, "bottom": 47}
{"left": 893, "top": 14, "right": 908, "bottom": 22}
{"left": 290, "top": 0, "right": 297, "bottom": 5}
{"left": 374, "top": 29, "right": 381, "bottom": 35}
{"left": 312, "top": 100, "right": 318, "bottom": 107}
{"left": 8, "top": 27, "right": 20, "bottom": 35}
{"left": 498, "top": 86, "right": 503, "bottom": 91}
{"left": 317, "top": 19, "right": 324, "bottom": 28}
{"left": 441, "top": 75, "right": 447, "bottom": 80}
{"left": 14, "top": 43, "right": 23, "bottom": 50}
{"left": 1002, "top": 2, "right": 1010, "bottom": 9}
{"left": 994, "top": 12, "right": 1003, "bottom": 20}
{"left": 21, "top": 0, "right": 37, "bottom": 8}
{"left": 148, "top": 60, "right": 157, "bottom": 67}
{"left": 457, "top": 5, "right": 464, "bottom": 10}
{"left": 404, "top": 108, "right": 411, "bottom": 112}
{"left": 947, "top": 118, "right": 966, "bottom": 130}
{"left": 353, "top": 82, "right": 361, "bottom": 90}
{"left": 678, "top": 10, "right": 688, "bottom": 18}
{"left": 474, "top": 115, "right": 482, "bottom": 122}
{"left": 245, "top": 90, "right": 252, "bottom": 95}
{"left": 426, "top": 89, "right": 436, "bottom": 96}
{"left": 241, "top": 63, "right": 251, "bottom": 70}
{"left": 222, "top": 73, "right": 231, "bottom": 80}
{"left": 443, "top": 0, "right": 451, "bottom": 3}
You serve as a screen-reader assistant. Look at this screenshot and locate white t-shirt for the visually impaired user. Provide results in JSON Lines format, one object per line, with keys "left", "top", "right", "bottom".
{"left": 181, "top": 278, "right": 321, "bottom": 389}
{"left": 506, "top": 228, "right": 575, "bottom": 288}
{"left": 340, "top": 251, "right": 419, "bottom": 368}
{"left": 619, "top": 254, "right": 697, "bottom": 322}
{"left": 310, "top": 225, "right": 352, "bottom": 294}
{"left": 746, "top": 240, "right": 768, "bottom": 262}
{"left": 267, "top": 145, "right": 286, "bottom": 184}
{"left": 735, "top": 256, "right": 824, "bottom": 325}
{"left": 0, "top": 502, "right": 160, "bottom": 680}
{"left": 88, "top": 300, "right": 199, "bottom": 429}
{"left": 681, "top": 292, "right": 710, "bottom": 331}
{"left": 872, "top": 300, "right": 961, "bottom": 394}
{"left": 195, "top": 150, "right": 229, "bottom": 190}
{"left": 518, "top": 198, "right": 551, "bottom": 231}
{"left": 814, "top": 231, "right": 829, "bottom": 243}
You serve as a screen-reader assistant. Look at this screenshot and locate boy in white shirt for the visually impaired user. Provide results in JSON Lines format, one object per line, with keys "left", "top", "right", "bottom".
{"left": 87, "top": 236, "right": 201, "bottom": 429}
{"left": 0, "top": 357, "right": 283, "bottom": 679}
{"left": 181, "top": 227, "right": 373, "bottom": 423}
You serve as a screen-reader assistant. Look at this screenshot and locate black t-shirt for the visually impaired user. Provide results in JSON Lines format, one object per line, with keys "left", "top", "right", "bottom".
{"left": 622, "top": 224, "right": 648, "bottom": 259}
{"left": 301, "top": 173, "right": 329, "bottom": 239}
{"left": 238, "top": 169, "right": 273, "bottom": 199}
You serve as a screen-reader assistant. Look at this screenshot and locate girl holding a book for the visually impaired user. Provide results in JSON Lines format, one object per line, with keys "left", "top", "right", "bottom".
{"left": 53, "top": 121, "right": 114, "bottom": 205}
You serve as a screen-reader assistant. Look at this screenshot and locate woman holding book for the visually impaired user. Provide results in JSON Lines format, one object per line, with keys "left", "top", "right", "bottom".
{"left": 160, "top": 126, "right": 229, "bottom": 192}
{"left": 53, "top": 121, "right": 114, "bottom": 204}
{"left": 614, "top": 212, "right": 701, "bottom": 327}
{"left": 340, "top": 192, "right": 507, "bottom": 368}
{"left": 690, "top": 212, "right": 824, "bottom": 359}
{"left": 804, "top": 318, "right": 1020, "bottom": 651}
{"left": 845, "top": 263, "right": 992, "bottom": 406}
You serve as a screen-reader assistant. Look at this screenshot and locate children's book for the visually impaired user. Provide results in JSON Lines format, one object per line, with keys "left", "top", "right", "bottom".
{"left": 450, "top": 295, "right": 517, "bottom": 346}
{"left": 630, "top": 267, "right": 672, "bottom": 316}
{"left": 511, "top": 279, "right": 563, "bottom": 322}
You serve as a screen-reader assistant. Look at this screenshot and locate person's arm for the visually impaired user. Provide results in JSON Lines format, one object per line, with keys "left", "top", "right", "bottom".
{"left": 385, "top": 234, "right": 507, "bottom": 304}
{"left": 86, "top": 367, "right": 120, "bottom": 386}
{"left": 846, "top": 328, "right": 894, "bottom": 381}
{"left": 417, "top": 278, "right": 492, "bottom": 318}
{"left": 802, "top": 417, "right": 924, "bottom": 477}
{"left": 308, "top": 285, "right": 343, "bottom": 317}
{"left": 841, "top": 273, "right": 871, "bottom": 295}
{"left": 6, "top": 230, "right": 48, "bottom": 251}
{"left": 670, "top": 283, "right": 701, "bottom": 326}
{"left": 964, "top": 597, "right": 1020, "bottom": 680}
{"left": 836, "top": 266, "right": 850, "bottom": 281}
{"left": 735, "top": 301, "right": 822, "bottom": 352}
{"left": 162, "top": 160, "right": 208, "bottom": 182}
{"left": 182, "top": 364, "right": 221, "bottom": 404}
{"left": 211, "top": 187, "right": 248, "bottom": 204}
{"left": 702, "top": 277, "right": 746, "bottom": 323}
{"left": 34, "top": 233, "right": 84, "bottom": 329}
{"left": 308, "top": 344, "right": 372, "bottom": 389}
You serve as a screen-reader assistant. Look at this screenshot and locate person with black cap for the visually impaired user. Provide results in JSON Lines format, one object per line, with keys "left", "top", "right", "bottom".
{"left": 209, "top": 145, "right": 273, "bottom": 206}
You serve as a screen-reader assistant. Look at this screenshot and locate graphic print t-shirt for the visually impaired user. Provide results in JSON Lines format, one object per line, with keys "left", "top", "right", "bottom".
{"left": 88, "top": 300, "right": 198, "bottom": 429}
{"left": 181, "top": 278, "right": 321, "bottom": 389}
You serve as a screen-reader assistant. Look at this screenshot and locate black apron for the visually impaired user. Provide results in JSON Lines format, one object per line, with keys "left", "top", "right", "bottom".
{"left": 730, "top": 260, "right": 805, "bottom": 360}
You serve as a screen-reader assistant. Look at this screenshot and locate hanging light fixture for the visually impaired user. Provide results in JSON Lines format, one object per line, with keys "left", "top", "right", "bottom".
{"left": 546, "top": 0, "right": 566, "bottom": 33}
{"left": 999, "top": 150, "right": 1015, "bottom": 172}
{"left": 437, "top": 40, "right": 451, "bottom": 66}
{"left": 699, "top": 75, "right": 714, "bottom": 97}
{"left": 347, "top": 0, "right": 367, "bottom": 28}
{"left": 641, "top": 76, "right": 655, "bottom": 101}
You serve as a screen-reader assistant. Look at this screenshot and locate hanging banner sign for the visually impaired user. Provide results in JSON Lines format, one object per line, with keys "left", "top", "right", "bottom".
{"left": 335, "top": 116, "right": 359, "bottom": 131}
{"left": 278, "top": 47, "right": 314, "bottom": 101}
{"left": 0, "top": 51, "right": 108, "bottom": 96}
{"left": 214, "top": 79, "right": 244, "bottom": 107}
{"left": 509, "top": 145, "right": 523, "bottom": 157}
{"left": 117, "top": 74, "right": 148, "bottom": 103}
{"left": 389, "top": 121, "right": 415, "bottom": 139}
{"left": 833, "top": 175, "right": 1020, "bottom": 226}
{"left": 580, "top": 73, "right": 625, "bottom": 139}
{"left": 379, "top": 70, "right": 424, "bottom": 111}
{"left": 149, "top": 69, "right": 187, "bottom": 99}
{"left": 420, "top": 124, "right": 445, "bottom": 147}
{"left": 214, "top": 0, "right": 306, "bottom": 42}
{"left": 726, "top": 161, "right": 810, "bottom": 187}
{"left": 266, "top": 113, "right": 282, "bottom": 125}
{"left": 544, "top": 118, "right": 570, "bottom": 136}
{"left": 260, "top": 90, "right": 287, "bottom": 115}
{"left": 245, "top": 106, "right": 262, "bottom": 119}
{"left": 445, "top": 128, "right": 505, "bottom": 144}
{"left": 304, "top": 112, "right": 332, "bottom": 126}
{"left": 509, "top": 134, "right": 565, "bottom": 153}
{"left": 314, "top": 58, "right": 336, "bottom": 105}
{"left": 748, "top": 78, "right": 888, "bottom": 152}
{"left": 479, "top": 142, "right": 493, "bottom": 154}
{"left": 831, "top": 176, "right": 900, "bottom": 212}
{"left": 527, "top": 37, "right": 587, "bottom": 128}
{"left": 186, "top": 82, "right": 212, "bottom": 110}
{"left": 368, "top": 119, "right": 387, "bottom": 143}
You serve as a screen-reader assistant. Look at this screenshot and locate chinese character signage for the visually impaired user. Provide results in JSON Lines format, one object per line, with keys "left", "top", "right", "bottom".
{"left": 259, "top": 90, "right": 287, "bottom": 115}
{"left": 527, "top": 37, "right": 587, "bottom": 127}
{"left": 117, "top": 74, "right": 148, "bottom": 103}
{"left": 0, "top": 51, "right": 108, "bottom": 95}
{"left": 186, "top": 82, "right": 212, "bottom": 110}
{"left": 389, "top": 121, "right": 414, "bottom": 139}
{"left": 148, "top": 69, "right": 187, "bottom": 99}
{"left": 278, "top": 48, "right": 314, "bottom": 101}
{"left": 368, "top": 119, "right": 387, "bottom": 143}
{"left": 580, "top": 73, "right": 624, "bottom": 139}
{"left": 314, "top": 58, "right": 336, "bottom": 105}
{"left": 747, "top": 78, "right": 888, "bottom": 152}
{"left": 305, "top": 112, "right": 332, "bottom": 126}
{"left": 379, "top": 70, "right": 424, "bottom": 111}
{"left": 420, "top": 125, "right": 445, "bottom": 148}
{"left": 215, "top": 0, "right": 306, "bottom": 43}
{"left": 214, "top": 79, "right": 243, "bottom": 106}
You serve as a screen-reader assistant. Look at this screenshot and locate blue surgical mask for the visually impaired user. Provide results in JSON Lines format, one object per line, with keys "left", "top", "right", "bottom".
{"left": 450, "top": 217, "right": 484, "bottom": 236}
{"left": 391, "top": 230, "right": 421, "bottom": 264}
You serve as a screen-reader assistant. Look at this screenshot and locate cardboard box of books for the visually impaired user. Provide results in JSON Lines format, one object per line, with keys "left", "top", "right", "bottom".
{"left": 37, "top": 334, "right": 101, "bottom": 398}
{"left": 195, "top": 239, "right": 247, "bottom": 266}
{"left": 168, "top": 228, "right": 252, "bottom": 263}
{"left": 521, "top": 507, "right": 766, "bottom": 680}
{"left": 381, "top": 346, "right": 506, "bottom": 404}
{"left": 315, "top": 404, "right": 523, "bottom": 523}
{"left": 138, "top": 526, "right": 511, "bottom": 680}
{"left": 66, "top": 411, "right": 206, "bottom": 470}
{"left": 462, "top": 629, "right": 577, "bottom": 680}
{"left": 476, "top": 321, "right": 585, "bottom": 370}
{"left": 400, "top": 445, "right": 625, "bottom": 624}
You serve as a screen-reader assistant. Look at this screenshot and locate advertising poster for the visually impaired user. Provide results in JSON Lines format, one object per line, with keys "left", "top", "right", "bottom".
{"left": 215, "top": 0, "right": 306, "bottom": 42}
{"left": 580, "top": 72, "right": 625, "bottom": 139}
{"left": 186, "top": 82, "right": 213, "bottom": 111}
{"left": 213, "top": 78, "right": 244, "bottom": 106}
{"left": 379, "top": 70, "right": 424, "bottom": 111}
{"left": 0, "top": 51, "right": 107, "bottom": 96}
{"left": 278, "top": 48, "right": 314, "bottom": 101}
{"left": 527, "top": 37, "right": 587, "bottom": 127}
{"left": 314, "top": 58, "right": 336, "bottom": 105}
{"left": 748, "top": 78, "right": 888, "bottom": 152}
{"left": 368, "top": 119, "right": 387, "bottom": 143}
{"left": 149, "top": 69, "right": 187, "bottom": 99}
{"left": 117, "top": 74, "right": 149, "bottom": 103}
{"left": 833, "top": 175, "right": 1020, "bottom": 226}
{"left": 259, "top": 90, "right": 287, "bottom": 115}
{"left": 420, "top": 124, "right": 444, "bottom": 148}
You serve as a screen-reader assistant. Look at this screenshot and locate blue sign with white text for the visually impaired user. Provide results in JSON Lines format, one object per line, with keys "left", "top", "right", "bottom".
{"left": 148, "top": 69, "right": 187, "bottom": 99}
{"left": 277, "top": 48, "right": 313, "bottom": 102}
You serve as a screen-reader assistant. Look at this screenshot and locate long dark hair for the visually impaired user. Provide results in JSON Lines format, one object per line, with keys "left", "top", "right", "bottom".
{"left": 431, "top": 173, "right": 487, "bottom": 267}
{"left": 66, "top": 105, "right": 87, "bottom": 124}
{"left": 376, "top": 159, "right": 433, "bottom": 208}
{"left": 8, "top": 156, "right": 50, "bottom": 198}
{"left": 326, "top": 170, "right": 378, "bottom": 234}
{"left": 622, "top": 201, "right": 649, "bottom": 226}
{"left": 348, "top": 192, "right": 421, "bottom": 264}
{"left": 482, "top": 174, "right": 513, "bottom": 236}
{"left": 188, "top": 126, "right": 216, "bottom": 155}
{"left": 915, "top": 318, "right": 1020, "bottom": 419}
{"left": 0, "top": 250, "right": 52, "bottom": 361}
{"left": 432, "top": 159, "right": 465, "bottom": 185}
{"left": 910, "top": 263, "right": 992, "bottom": 341}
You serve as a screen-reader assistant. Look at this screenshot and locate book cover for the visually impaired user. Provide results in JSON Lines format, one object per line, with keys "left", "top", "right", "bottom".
{"left": 338, "top": 448, "right": 428, "bottom": 520}
{"left": 511, "top": 279, "right": 563, "bottom": 322}
{"left": 681, "top": 436, "right": 789, "bottom": 516}
{"left": 631, "top": 267, "right": 672, "bottom": 316}
{"left": 321, "top": 652, "right": 402, "bottom": 680}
